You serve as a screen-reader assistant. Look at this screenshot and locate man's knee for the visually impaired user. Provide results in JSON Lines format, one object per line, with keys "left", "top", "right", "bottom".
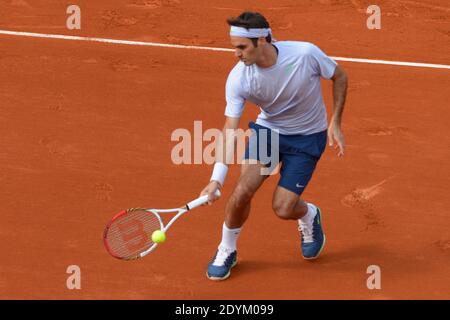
{"left": 272, "top": 199, "right": 296, "bottom": 220}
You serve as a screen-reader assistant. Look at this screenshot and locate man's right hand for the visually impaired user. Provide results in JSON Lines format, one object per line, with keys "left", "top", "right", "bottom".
{"left": 200, "top": 181, "right": 222, "bottom": 205}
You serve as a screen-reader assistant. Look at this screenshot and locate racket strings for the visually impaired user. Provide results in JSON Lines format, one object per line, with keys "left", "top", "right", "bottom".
{"left": 104, "top": 209, "right": 161, "bottom": 260}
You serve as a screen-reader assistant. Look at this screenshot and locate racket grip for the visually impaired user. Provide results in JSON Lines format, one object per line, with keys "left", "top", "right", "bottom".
{"left": 187, "top": 190, "right": 221, "bottom": 210}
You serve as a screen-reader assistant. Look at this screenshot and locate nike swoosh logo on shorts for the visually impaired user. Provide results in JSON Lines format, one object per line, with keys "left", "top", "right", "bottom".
{"left": 296, "top": 183, "right": 304, "bottom": 188}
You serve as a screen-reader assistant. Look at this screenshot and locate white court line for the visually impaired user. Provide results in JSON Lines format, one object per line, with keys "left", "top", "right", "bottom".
{"left": 0, "top": 30, "right": 233, "bottom": 52}
{"left": 332, "top": 56, "right": 450, "bottom": 70}
{"left": 1, "top": 29, "right": 449, "bottom": 70}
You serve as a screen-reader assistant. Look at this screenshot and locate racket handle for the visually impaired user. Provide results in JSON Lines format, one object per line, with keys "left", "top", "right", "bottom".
{"left": 187, "top": 189, "right": 221, "bottom": 210}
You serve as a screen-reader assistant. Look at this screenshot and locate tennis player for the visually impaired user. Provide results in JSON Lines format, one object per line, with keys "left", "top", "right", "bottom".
{"left": 200, "top": 12, "right": 348, "bottom": 280}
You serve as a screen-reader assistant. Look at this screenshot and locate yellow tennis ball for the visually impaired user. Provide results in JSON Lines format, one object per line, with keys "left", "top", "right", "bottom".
{"left": 151, "top": 230, "right": 166, "bottom": 244}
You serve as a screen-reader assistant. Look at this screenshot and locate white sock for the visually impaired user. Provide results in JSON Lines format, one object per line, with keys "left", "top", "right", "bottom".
{"left": 218, "top": 222, "right": 242, "bottom": 252}
{"left": 299, "top": 203, "right": 317, "bottom": 225}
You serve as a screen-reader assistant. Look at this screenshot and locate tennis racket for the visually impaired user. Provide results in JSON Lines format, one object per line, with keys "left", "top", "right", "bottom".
{"left": 103, "top": 190, "right": 221, "bottom": 260}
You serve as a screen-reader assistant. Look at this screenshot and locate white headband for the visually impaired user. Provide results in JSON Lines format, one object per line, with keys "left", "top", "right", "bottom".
{"left": 230, "top": 26, "right": 272, "bottom": 38}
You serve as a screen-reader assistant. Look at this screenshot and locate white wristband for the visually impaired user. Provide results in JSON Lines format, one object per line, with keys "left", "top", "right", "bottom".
{"left": 210, "top": 162, "right": 228, "bottom": 186}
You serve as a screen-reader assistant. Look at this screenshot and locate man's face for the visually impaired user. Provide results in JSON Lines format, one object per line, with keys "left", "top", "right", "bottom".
{"left": 230, "top": 36, "right": 261, "bottom": 66}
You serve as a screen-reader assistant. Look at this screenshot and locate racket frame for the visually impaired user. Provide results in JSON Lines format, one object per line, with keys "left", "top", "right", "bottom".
{"left": 104, "top": 191, "right": 220, "bottom": 260}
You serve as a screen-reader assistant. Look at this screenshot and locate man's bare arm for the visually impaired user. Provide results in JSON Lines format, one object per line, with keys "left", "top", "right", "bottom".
{"left": 216, "top": 116, "right": 241, "bottom": 165}
{"left": 331, "top": 65, "right": 348, "bottom": 124}
{"left": 328, "top": 65, "right": 348, "bottom": 156}
{"left": 200, "top": 116, "right": 240, "bottom": 203}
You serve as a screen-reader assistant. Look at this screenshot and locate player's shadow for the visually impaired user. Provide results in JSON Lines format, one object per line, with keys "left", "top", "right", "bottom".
{"left": 233, "top": 244, "right": 422, "bottom": 276}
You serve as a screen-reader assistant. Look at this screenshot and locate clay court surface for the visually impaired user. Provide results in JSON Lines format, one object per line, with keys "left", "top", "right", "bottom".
{"left": 0, "top": 0, "right": 449, "bottom": 299}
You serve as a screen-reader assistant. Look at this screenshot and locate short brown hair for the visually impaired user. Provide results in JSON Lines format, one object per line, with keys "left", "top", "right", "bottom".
{"left": 227, "top": 11, "right": 272, "bottom": 46}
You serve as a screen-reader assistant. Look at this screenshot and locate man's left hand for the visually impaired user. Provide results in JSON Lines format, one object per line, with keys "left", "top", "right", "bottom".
{"left": 328, "top": 122, "right": 345, "bottom": 157}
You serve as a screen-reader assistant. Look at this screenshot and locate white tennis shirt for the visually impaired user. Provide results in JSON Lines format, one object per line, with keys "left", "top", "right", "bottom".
{"left": 225, "top": 41, "right": 337, "bottom": 135}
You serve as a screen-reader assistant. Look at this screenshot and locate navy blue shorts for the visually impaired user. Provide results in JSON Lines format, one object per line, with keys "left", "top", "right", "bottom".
{"left": 244, "top": 122, "right": 327, "bottom": 195}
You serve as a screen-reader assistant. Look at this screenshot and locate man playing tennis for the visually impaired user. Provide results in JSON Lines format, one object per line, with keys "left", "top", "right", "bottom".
{"left": 200, "top": 12, "right": 348, "bottom": 281}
